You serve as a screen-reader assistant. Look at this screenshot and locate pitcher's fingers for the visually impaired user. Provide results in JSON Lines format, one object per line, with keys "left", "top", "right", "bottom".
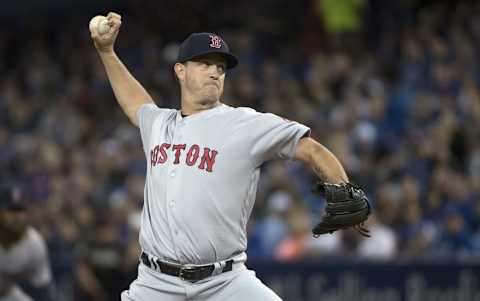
{"left": 108, "top": 18, "right": 121, "bottom": 27}
{"left": 109, "top": 20, "right": 121, "bottom": 31}
{"left": 107, "top": 12, "right": 121, "bottom": 20}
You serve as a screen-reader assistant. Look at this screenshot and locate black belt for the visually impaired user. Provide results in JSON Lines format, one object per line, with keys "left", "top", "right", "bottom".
{"left": 140, "top": 251, "right": 233, "bottom": 282}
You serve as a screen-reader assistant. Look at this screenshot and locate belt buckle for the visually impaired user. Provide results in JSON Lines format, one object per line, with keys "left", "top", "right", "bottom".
{"left": 178, "top": 266, "right": 196, "bottom": 281}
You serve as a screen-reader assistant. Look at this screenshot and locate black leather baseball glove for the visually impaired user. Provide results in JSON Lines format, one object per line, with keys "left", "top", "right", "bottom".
{"left": 312, "top": 182, "right": 371, "bottom": 237}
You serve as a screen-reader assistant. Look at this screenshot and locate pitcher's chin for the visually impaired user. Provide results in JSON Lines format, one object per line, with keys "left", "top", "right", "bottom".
{"left": 199, "top": 92, "right": 221, "bottom": 105}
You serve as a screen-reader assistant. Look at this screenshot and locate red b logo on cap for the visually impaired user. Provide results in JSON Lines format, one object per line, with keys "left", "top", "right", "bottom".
{"left": 209, "top": 35, "right": 222, "bottom": 49}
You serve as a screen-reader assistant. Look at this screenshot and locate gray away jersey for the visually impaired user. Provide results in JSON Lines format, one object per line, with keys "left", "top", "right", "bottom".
{"left": 0, "top": 227, "right": 52, "bottom": 300}
{"left": 138, "top": 103, "right": 310, "bottom": 265}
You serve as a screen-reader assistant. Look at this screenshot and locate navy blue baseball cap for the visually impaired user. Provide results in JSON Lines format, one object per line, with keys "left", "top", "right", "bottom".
{"left": 177, "top": 32, "right": 238, "bottom": 69}
{"left": 0, "top": 184, "right": 25, "bottom": 211}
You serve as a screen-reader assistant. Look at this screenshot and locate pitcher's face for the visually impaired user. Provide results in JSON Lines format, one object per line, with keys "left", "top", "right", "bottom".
{"left": 176, "top": 53, "right": 227, "bottom": 104}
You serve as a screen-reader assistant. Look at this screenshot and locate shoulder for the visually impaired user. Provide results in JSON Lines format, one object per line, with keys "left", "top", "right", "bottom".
{"left": 230, "top": 106, "right": 261, "bottom": 115}
{"left": 233, "top": 106, "right": 257, "bottom": 114}
{"left": 139, "top": 103, "right": 177, "bottom": 116}
{"left": 137, "top": 103, "right": 178, "bottom": 128}
{"left": 222, "top": 106, "right": 271, "bottom": 120}
{"left": 214, "top": 105, "right": 295, "bottom": 129}
{"left": 24, "top": 227, "right": 47, "bottom": 254}
{"left": 233, "top": 107, "right": 294, "bottom": 127}
{"left": 214, "top": 106, "right": 262, "bottom": 128}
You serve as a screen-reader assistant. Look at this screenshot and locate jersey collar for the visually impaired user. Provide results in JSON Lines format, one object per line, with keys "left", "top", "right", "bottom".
{"left": 176, "top": 104, "right": 228, "bottom": 123}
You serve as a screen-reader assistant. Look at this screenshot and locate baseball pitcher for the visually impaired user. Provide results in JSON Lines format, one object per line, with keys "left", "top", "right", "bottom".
{"left": 90, "top": 12, "right": 370, "bottom": 301}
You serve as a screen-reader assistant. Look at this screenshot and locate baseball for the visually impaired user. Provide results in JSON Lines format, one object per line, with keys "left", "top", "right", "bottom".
{"left": 89, "top": 15, "right": 110, "bottom": 35}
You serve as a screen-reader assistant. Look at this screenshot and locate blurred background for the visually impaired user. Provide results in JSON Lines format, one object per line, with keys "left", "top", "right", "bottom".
{"left": 1, "top": 0, "right": 480, "bottom": 300}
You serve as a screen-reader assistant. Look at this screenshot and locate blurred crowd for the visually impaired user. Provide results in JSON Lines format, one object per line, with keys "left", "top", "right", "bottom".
{"left": 1, "top": 0, "right": 480, "bottom": 299}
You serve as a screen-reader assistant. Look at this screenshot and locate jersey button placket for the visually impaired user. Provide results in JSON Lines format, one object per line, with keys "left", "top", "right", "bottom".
{"left": 167, "top": 120, "right": 184, "bottom": 254}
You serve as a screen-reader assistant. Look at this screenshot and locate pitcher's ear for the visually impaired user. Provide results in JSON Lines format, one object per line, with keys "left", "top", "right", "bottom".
{"left": 174, "top": 63, "right": 186, "bottom": 81}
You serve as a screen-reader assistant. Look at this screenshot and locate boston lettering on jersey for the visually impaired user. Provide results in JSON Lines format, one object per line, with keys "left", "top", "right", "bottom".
{"left": 150, "top": 143, "right": 218, "bottom": 172}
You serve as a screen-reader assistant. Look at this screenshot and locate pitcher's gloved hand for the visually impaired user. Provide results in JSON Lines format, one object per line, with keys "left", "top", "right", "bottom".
{"left": 312, "top": 182, "right": 371, "bottom": 237}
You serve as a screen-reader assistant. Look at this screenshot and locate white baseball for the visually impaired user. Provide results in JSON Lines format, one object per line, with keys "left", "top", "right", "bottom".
{"left": 89, "top": 15, "right": 110, "bottom": 35}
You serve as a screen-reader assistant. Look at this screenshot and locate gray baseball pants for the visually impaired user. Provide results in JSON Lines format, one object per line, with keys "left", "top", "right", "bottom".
{"left": 121, "top": 262, "right": 282, "bottom": 301}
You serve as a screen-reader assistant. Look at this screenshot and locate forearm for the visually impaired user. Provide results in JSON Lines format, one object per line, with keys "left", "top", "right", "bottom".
{"left": 98, "top": 50, "right": 153, "bottom": 126}
{"left": 295, "top": 137, "right": 348, "bottom": 184}
{"left": 311, "top": 143, "right": 348, "bottom": 183}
